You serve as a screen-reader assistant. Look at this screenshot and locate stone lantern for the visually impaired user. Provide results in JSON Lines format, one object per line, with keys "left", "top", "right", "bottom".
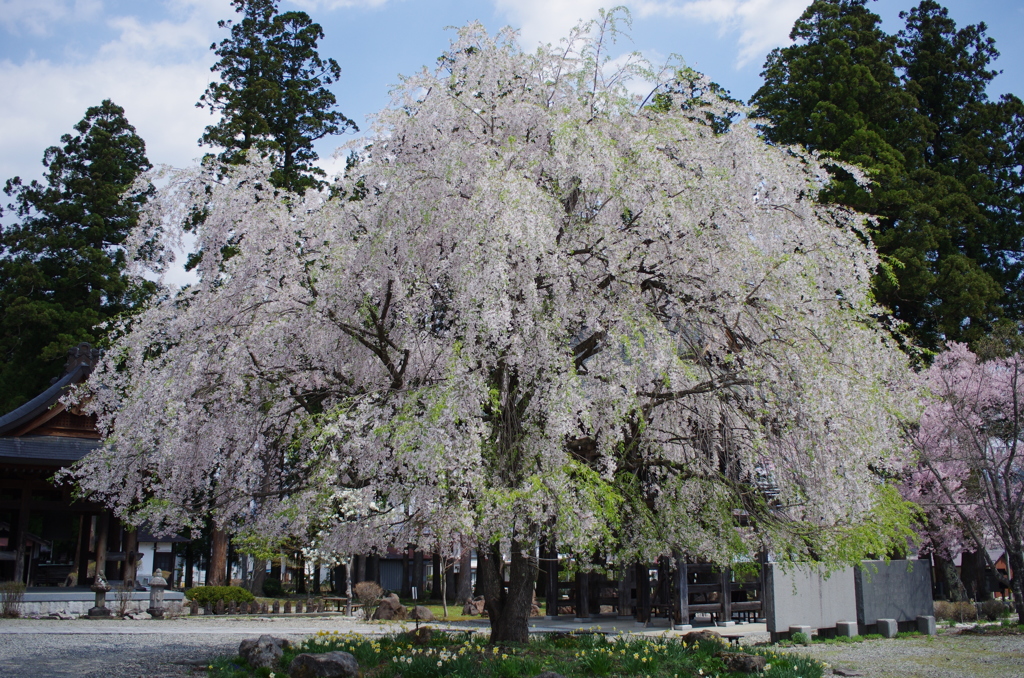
{"left": 147, "top": 575, "right": 167, "bottom": 619}
{"left": 88, "top": 573, "right": 112, "bottom": 618}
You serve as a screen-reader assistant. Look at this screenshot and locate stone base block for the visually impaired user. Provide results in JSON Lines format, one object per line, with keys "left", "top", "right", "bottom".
{"left": 671, "top": 624, "right": 692, "bottom": 631}
{"left": 543, "top": 615, "right": 559, "bottom": 621}
{"left": 836, "top": 621, "right": 858, "bottom": 637}
{"left": 917, "top": 615, "right": 936, "bottom": 636}
{"left": 877, "top": 618, "right": 898, "bottom": 638}
{"left": 788, "top": 625, "right": 813, "bottom": 639}
{"left": 87, "top": 607, "right": 111, "bottom": 618}
{"left": 718, "top": 621, "right": 737, "bottom": 627}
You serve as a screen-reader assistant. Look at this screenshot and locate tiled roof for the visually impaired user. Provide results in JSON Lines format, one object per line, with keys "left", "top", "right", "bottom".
{"left": 0, "top": 435, "right": 101, "bottom": 465}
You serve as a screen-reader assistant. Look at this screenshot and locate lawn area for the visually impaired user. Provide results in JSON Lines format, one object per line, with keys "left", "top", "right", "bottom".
{"left": 206, "top": 629, "right": 824, "bottom": 678}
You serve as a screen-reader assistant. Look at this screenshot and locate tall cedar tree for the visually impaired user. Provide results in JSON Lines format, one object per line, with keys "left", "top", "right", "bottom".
{"left": 0, "top": 100, "right": 152, "bottom": 412}
{"left": 198, "top": 0, "right": 356, "bottom": 194}
{"left": 751, "top": 0, "right": 1023, "bottom": 351}
{"left": 898, "top": 1, "right": 1024, "bottom": 336}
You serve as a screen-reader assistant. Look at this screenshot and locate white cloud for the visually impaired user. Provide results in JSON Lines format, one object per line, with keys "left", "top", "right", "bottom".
{"left": 0, "top": 55, "right": 215, "bottom": 181}
{"left": 0, "top": 0, "right": 102, "bottom": 36}
{"left": 492, "top": 0, "right": 609, "bottom": 48}
{"left": 637, "top": 0, "right": 806, "bottom": 67}
{"left": 288, "top": 0, "right": 394, "bottom": 10}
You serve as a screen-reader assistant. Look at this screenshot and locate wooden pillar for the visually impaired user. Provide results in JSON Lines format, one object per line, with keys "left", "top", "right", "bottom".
{"left": 545, "top": 541, "right": 559, "bottom": 617}
{"left": 77, "top": 514, "right": 92, "bottom": 586}
{"left": 401, "top": 548, "right": 412, "bottom": 598}
{"left": 12, "top": 488, "right": 30, "bottom": 584}
{"left": 366, "top": 554, "right": 379, "bottom": 584}
{"left": 296, "top": 553, "right": 307, "bottom": 594}
{"left": 105, "top": 513, "right": 121, "bottom": 580}
{"left": 353, "top": 554, "right": 365, "bottom": 583}
{"left": 574, "top": 569, "right": 591, "bottom": 620}
{"left": 721, "top": 566, "right": 733, "bottom": 623}
{"left": 313, "top": 559, "right": 322, "bottom": 594}
{"left": 674, "top": 553, "right": 689, "bottom": 626}
{"left": 617, "top": 563, "right": 634, "bottom": 618}
{"left": 94, "top": 511, "right": 109, "bottom": 584}
{"left": 412, "top": 550, "right": 424, "bottom": 598}
{"left": 122, "top": 528, "right": 138, "bottom": 588}
{"left": 432, "top": 553, "right": 442, "bottom": 600}
{"left": 185, "top": 541, "right": 195, "bottom": 588}
{"left": 635, "top": 562, "right": 651, "bottom": 623}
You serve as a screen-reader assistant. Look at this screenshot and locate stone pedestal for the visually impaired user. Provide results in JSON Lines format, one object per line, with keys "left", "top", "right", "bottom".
{"left": 877, "top": 618, "right": 898, "bottom": 638}
{"left": 788, "top": 625, "right": 813, "bottom": 640}
{"left": 916, "top": 615, "right": 936, "bottom": 636}
{"left": 147, "top": 576, "right": 167, "bottom": 619}
{"left": 836, "top": 621, "right": 858, "bottom": 637}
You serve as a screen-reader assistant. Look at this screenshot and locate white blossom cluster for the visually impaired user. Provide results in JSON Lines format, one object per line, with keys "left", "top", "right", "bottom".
{"left": 64, "top": 20, "right": 915, "bottom": 565}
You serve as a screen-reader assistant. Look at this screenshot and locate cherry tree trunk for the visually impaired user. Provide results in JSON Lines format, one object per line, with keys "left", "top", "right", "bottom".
{"left": 477, "top": 541, "right": 538, "bottom": 644}
{"left": 209, "top": 526, "right": 228, "bottom": 586}
{"left": 456, "top": 546, "right": 473, "bottom": 604}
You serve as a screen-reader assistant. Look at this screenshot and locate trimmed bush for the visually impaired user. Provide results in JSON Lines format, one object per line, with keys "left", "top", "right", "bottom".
{"left": 262, "top": 576, "right": 283, "bottom": 597}
{"left": 981, "top": 598, "right": 1011, "bottom": 621}
{"left": 934, "top": 600, "right": 978, "bottom": 622}
{"left": 185, "top": 585, "right": 255, "bottom": 608}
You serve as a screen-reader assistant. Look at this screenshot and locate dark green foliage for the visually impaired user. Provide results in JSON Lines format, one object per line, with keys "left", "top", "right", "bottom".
{"left": 207, "top": 629, "right": 825, "bottom": 678}
{"left": 198, "top": 0, "right": 356, "bottom": 193}
{"left": 184, "top": 585, "right": 256, "bottom": 606}
{"left": 0, "top": 100, "right": 153, "bottom": 413}
{"left": 750, "top": 0, "right": 1024, "bottom": 352}
{"left": 260, "top": 576, "right": 283, "bottom": 597}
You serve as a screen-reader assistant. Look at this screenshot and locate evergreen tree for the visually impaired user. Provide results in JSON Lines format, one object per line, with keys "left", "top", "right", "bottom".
{"left": 0, "top": 100, "right": 153, "bottom": 412}
{"left": 898, "top": 0, "right": 1024, "bottom": 339}
{"left": 751, "top": 0, "right": 1023, "bottom": 351}
{"left": 198, "top": 0, "right": 356, "bottom": 193}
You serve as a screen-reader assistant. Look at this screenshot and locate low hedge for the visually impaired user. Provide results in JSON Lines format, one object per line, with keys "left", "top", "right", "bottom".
{"left": 184, "top": 586, "right": 255, "bottom": 607}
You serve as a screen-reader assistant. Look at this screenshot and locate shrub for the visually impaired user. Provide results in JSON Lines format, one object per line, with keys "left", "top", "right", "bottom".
{"left": 934, "top": 599, "right": 978, "bottom": 622}
{"left": 981, "top": 598, "right": 1011, "bottom": 621}
{"left": 790, "top": 631, "right": 811, "bottom": 645}
{"left": 353, "top": 580, "right": 384, "bottom": 621}
{"left": 1, "top": 581, "right": 26, "bottom": 618}
{"left": 185, "top": 585, "right": 255, "bottom": 608}
{"left": 261, "top": 577, "right": 283, "bottom": 597}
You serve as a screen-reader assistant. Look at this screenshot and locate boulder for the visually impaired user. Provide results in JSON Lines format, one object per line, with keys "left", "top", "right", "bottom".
{"left": 411, "top": 605, "right": 435, "bottom": 621}
{"left": 411, "top": 627, "right": 433, "bottom": 645}
{"left": 716, "top": 652, "right": 767, "bottom": 673}
{"left": 680, "top": 630, "right": 723, "bottom": 647}
{"left": 289, "top": 651, "right": 359, "bottom": 678}
{"left": 239, "top": 635, "right": 292, "bottom": 670}
{"left": 372, "top": 595, "right": 407, "bottom": 621}
{"left": 462, "top": 596, "right": 486, "bottom": 616}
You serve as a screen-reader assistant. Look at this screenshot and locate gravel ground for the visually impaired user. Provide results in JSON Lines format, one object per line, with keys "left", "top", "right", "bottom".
{"left": 772, "top": 631, "right": 1024, "bottom": 678}
{"left": 1, "top": 618, "right": 1022, "bottom": 678}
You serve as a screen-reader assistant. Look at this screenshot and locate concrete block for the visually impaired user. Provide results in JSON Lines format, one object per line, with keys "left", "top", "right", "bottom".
{"left": 855, "top": 560, "right": 933, "bottom": 626}
{"left": 836, "top": 621, "right": 857, "bottom": 637}
{"left": 877, "top": 618, "right": 898, "bottom": 638}
{"left": 763, "top": 563, "right": 857, "bottom": 633}
{"left": 789, "top": 625, "right": 813, "bottom": 639}
{"left": 917, "top": 615, "right": 936, "bottom": 636}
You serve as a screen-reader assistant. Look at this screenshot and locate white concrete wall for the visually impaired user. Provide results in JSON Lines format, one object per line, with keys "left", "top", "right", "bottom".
{"left": 764, "top": 563, "right": 857, "bottom": 634}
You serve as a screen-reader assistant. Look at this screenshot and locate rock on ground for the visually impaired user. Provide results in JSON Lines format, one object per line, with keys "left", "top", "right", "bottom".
{"left": 238, "top": 635, "right": 291, "bottom": 669}
{"left": 717, "top": 651, "right": 767, "bottom": 673}
{"left": 289, "top": 651, "right": 359, "bottom": 678}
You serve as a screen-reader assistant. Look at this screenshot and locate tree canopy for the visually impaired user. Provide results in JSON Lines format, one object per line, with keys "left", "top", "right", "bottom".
{"left": 198, "top": 0, "right": 356, "bottom": 193}
{"left": 751, "top": 0, "right": 1024, "bottom": 352}
{"left": 903, "top": 343, "right": 1024, "bottom": 621}
{"left": 0, "top": 99, "right": 152, "bottom": 413}
{"left": 68, "top": 19, "right": 917, "bottom": 642}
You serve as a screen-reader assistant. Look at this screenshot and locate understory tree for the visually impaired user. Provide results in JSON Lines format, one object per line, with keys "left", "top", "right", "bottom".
{"left": 904, "top": 343, "right": 1024, "bottom": 621}
{"left": 0, "top": 99, "right": 152, "bottom": 412}
{"left": 67, "top": 17, "right": 917, "bottom": 642}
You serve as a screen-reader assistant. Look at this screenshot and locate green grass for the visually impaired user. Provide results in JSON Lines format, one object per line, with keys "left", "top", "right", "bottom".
{"left": 206, "top": 629, "right": 826, "bottom": 678}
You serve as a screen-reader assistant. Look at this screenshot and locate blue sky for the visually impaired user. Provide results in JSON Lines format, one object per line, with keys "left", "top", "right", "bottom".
{"left": 2, "top": 0, "right": 1022, "bottom": 186}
